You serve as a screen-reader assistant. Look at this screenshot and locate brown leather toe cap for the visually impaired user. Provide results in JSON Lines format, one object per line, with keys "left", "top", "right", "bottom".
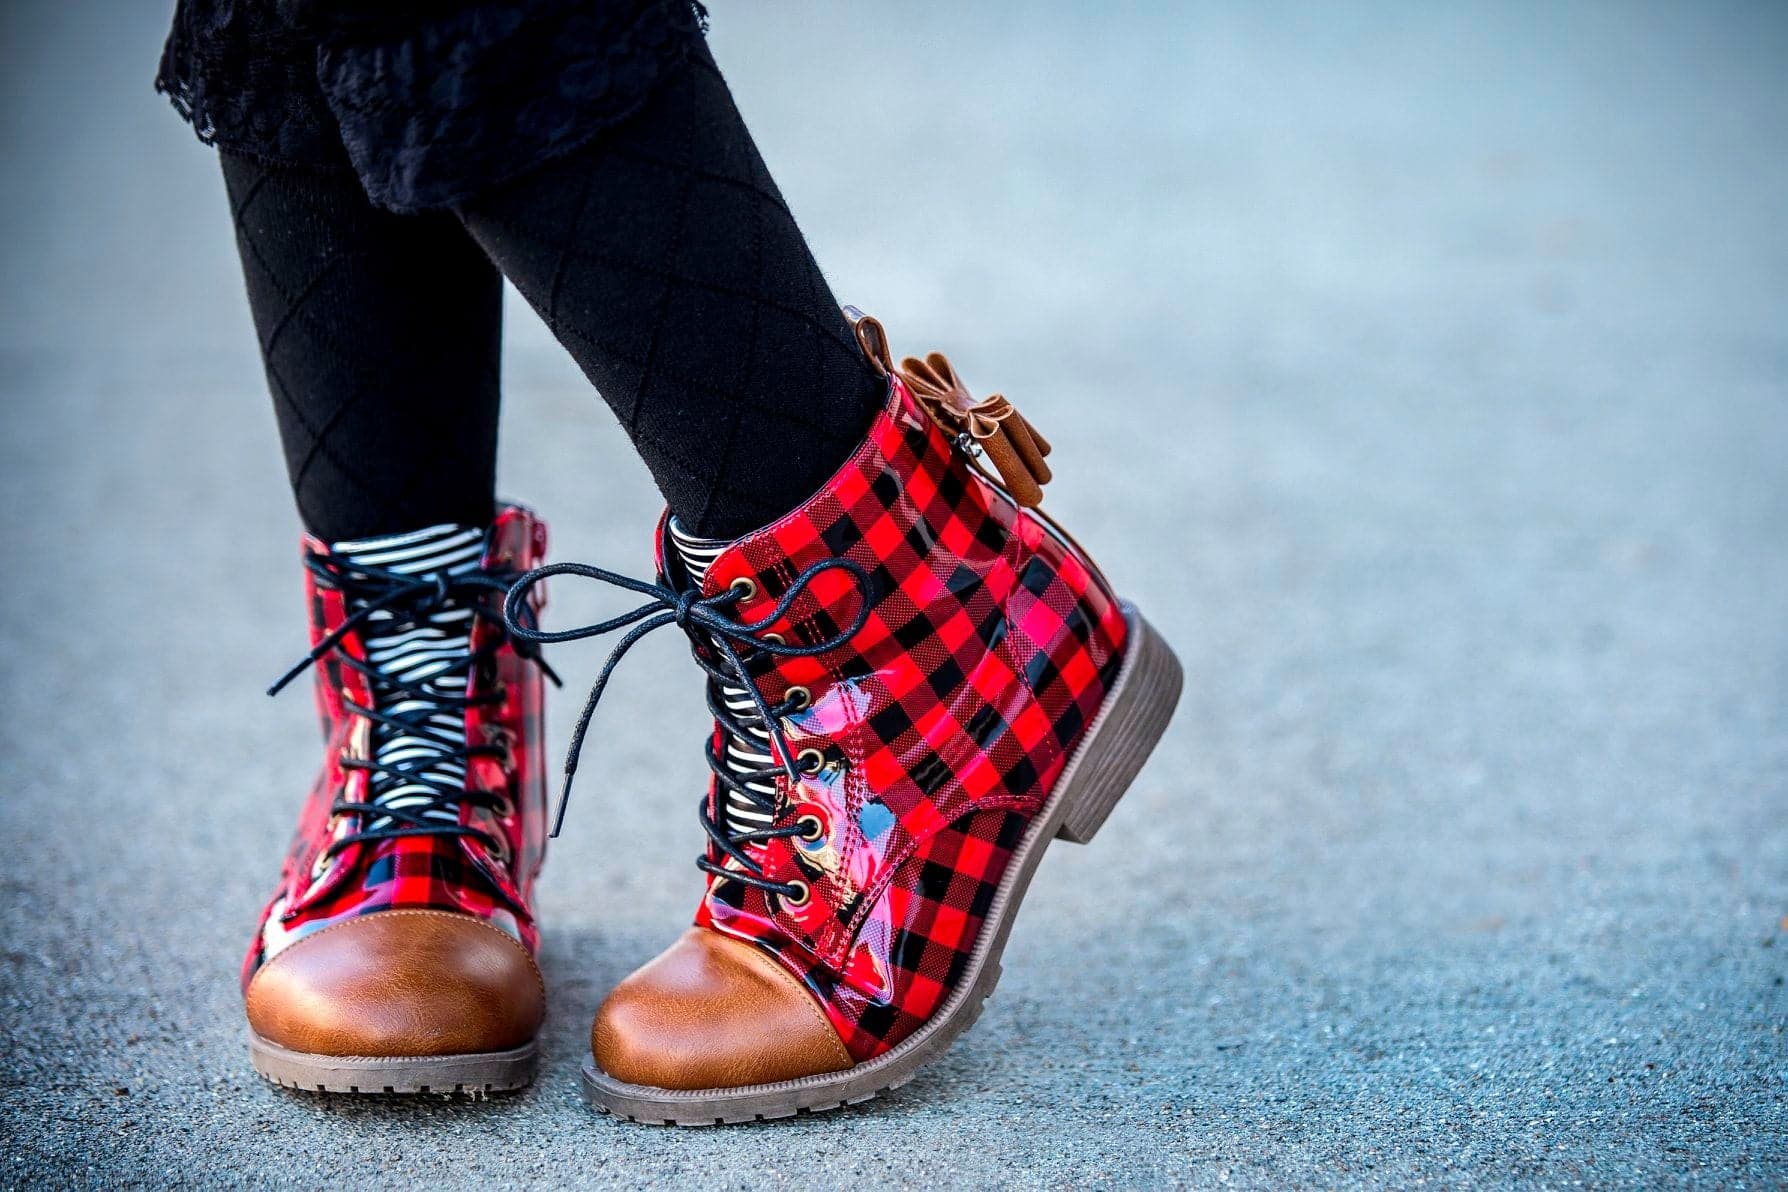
{"left": 245, "top": 909, "right": 544, "bottom": 1057}
{"left": 592, "top": 927, "right": 852, "bottom": 1090}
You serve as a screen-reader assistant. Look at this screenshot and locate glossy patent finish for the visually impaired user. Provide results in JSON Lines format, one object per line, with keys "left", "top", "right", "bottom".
{"left": 688, "top": 377, "right": 1129, "bottom": 1059}
{"left": 242, "top": 505, "right": 551, "bottom": 987}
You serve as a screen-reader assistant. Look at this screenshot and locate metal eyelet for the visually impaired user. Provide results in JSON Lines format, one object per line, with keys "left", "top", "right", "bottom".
{"left": 729, "top": 576, "right": 759, "bottom": 601}
{"left": 484, "top": 831, "right": 512, "bottom": 867}
{"left": 781, "top": 880, "right": 811, "bottom": 908}
{"left": 489, "top": 791, "right": 515, "bottom": 820}
{"left": 784, "top": 685, "right": 811, "bottom": 711}
{"left": 796, "top": 747, "right": 826, "bottom": 776}
{"left": 750, "top": 632, "right": 786, "bottom": 665}
{"left": 482, "top": 725, "right": 515, "bottom": 766}
{"left": 795, "top": 813, "right": 826, "bottom": 842}
{"left": 310, "top": 851, "right": 334, "bottom": 880}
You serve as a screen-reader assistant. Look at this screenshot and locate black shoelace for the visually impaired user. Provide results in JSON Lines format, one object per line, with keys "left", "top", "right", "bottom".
{"left": 503, "top": 557, "right": 870, "bottom": 898}
{"left": 267, "top": 549, "right": 559, "bottom": 869}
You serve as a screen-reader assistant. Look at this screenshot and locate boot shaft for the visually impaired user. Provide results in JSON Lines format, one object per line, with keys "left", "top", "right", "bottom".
{"left": 683, "top": 345, "right": 1129, "bottom": 1017}
{"left": 249, "top": 505, "right": 551, "bottom": 983}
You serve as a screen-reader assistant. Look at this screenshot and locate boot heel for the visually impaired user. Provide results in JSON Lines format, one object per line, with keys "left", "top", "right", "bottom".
{"left": 1054, "top": 605, "right": 1183, "bottom": 844}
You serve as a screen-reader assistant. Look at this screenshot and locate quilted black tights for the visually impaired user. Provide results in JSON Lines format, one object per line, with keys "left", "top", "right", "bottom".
{"left": 226, "top": 43, "right": 883, "bottom": 543}
{"left": 455, "top": 44, "right": 884, "bottom": 538}
{"left": 223, "top": 153, "right": 504, "bottom": 542}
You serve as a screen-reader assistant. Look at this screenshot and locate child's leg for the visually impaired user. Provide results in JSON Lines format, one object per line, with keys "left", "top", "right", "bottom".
{"left": 221, "top": 153, "right": 503, "bottom": 539}
{"left": 223, "top": 155, "right": 552, "bottom": 1094}
{"left": 452, "top": 39, "right": 1183, "bottom": 1122}
{"left": 454, "top": 45, "right": 886, "bottom": 541}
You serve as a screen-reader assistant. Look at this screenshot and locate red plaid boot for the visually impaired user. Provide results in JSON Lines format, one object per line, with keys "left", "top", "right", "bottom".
{"left": 244, "top": 504, "right": 555, "bottom": 1094}
{"left": 507, "top": 312, "right": 1181, "bottom": 1122}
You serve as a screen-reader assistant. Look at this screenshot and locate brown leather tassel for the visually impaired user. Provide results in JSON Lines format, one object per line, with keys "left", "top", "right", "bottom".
{"left": 897, "top": 350, "right": 1054, "bottom": 507}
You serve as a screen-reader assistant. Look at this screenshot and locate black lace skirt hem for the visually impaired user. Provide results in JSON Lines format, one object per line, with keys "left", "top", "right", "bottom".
{"left": 155, "top": 0, "right": 709, "bottom": 212}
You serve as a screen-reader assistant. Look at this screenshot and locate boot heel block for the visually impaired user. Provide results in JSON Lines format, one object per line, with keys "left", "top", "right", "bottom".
{"left": 1053, "top": 603, "right": 1184, "bottom": 845}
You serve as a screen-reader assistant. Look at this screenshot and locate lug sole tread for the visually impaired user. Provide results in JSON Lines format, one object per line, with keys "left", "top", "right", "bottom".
{"left": 247, "top": 1034, "right": 538, "bottom": 1098}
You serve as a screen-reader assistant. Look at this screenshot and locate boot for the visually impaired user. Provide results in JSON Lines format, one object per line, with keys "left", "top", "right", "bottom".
{"left": 509, "top": 312, "right": 1182, "bottom": 1122}
{"left": 244, "top": 504, "right": 555, "bottom": 1094}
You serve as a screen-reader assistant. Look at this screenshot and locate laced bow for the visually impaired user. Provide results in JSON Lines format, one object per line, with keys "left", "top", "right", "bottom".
{"left": 265, "top": 549, "right": 560, "bottom": 870}
{"left": 268, "top": 552, "right": 556, "bottom": 698}
{"left": 502, "top": 558, "right": 872, "bottom": 888}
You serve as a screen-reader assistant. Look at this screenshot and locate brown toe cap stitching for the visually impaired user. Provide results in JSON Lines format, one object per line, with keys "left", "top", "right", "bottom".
{"left": 246, "top": 909, "right": 544, "bottom": 1058}
{"left": 592, "top": 927, "right": 851, "bottom": 1091}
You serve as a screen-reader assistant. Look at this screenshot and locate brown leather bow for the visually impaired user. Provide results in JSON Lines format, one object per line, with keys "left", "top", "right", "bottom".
{"left": 899, "top": 351, "right": 1054, "bottom": 508}
{"left": 844, "top": 306, "right": 1055, "bottom": 507}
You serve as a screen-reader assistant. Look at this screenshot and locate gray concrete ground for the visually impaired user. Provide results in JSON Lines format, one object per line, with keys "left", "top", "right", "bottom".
{"left": 2, "top": 1, "right": 1784, "bottom": 1186}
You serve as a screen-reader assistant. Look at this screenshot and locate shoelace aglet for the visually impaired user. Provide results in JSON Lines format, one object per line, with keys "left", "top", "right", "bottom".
{"left": 548, "top": 768, "right": 575, "bottom": 839}
{"left": 265, "top": 652, "right": 319, "bottom": 698}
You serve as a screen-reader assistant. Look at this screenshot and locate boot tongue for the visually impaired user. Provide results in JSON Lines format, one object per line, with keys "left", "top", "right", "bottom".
{"left": 668, "top": 517, "right": 779, "bottom": 845}
{"left": 330, "top": 522, "right": 489, "bottom": 833}
{"left": 666, "top": 516, "right": 728, "bottom": 591}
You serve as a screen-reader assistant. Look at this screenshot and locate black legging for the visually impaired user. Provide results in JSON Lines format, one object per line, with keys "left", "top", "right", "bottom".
{"left": 222, "top": 157, "right": 504, "bottom": 540}
{"left": 224, "top": 44, "right": 883, "bottom": 543}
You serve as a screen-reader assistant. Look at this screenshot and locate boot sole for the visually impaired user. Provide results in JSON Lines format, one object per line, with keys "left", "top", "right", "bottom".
{"left": 248, "top": 1033, "right": 538, "bottom": 1096}
{"left": 583, "top": 601, "right": 1183, "bottom": 1124}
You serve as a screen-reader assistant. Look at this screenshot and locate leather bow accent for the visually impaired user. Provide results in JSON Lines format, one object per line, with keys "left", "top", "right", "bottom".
{"left": 899, "top": 352, "right": 1054, "bottom": 507}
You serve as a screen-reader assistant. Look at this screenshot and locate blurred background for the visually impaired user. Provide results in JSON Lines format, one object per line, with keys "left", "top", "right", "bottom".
{"left": 2, "top": 0, "right": 1784, "bottom": 1185}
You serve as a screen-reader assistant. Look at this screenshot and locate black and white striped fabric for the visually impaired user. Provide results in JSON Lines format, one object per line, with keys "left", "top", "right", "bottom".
{"left": 668, "top": 518, "right": 779, "bottom": 842}
{"left": 331, "top": 523, "right": 489, "bottom": 831}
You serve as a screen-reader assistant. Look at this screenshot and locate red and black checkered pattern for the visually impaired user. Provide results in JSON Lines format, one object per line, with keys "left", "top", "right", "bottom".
{"left": 241, "top": 505, "right": 552, "bottom": 988}
{"left": 813, "top": 806, "right": 1028, "bottom": 1056}
{"left": 689, "top": 375, "right": 1129, "bottom": 1060}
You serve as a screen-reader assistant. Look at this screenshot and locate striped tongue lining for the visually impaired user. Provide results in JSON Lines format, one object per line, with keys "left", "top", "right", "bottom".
{"left": 667, "top": 518, "right": 780, "bottom": 842}
{"left": 330, "top": 523, "right": 489, "bottom": 833}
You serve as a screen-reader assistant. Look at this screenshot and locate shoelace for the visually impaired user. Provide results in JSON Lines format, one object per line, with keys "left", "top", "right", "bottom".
{"left": 268, "top": 550, "right": 559, "bottom": 868}
{"left": 503, "top": 557, "right": 871, "bottom": 897}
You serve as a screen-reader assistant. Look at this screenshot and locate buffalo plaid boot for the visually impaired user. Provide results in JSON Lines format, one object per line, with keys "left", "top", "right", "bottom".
{"left": 507, "top": 311, "right": 1181, "bottom": 1123}
{"left": 243, "top": 504, "right": 555, "bottom": 1094}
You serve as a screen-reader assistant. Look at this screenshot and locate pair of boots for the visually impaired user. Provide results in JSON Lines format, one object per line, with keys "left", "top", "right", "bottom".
{"left": 242, "top": 312, "right": 1183, "bottom": 1123}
